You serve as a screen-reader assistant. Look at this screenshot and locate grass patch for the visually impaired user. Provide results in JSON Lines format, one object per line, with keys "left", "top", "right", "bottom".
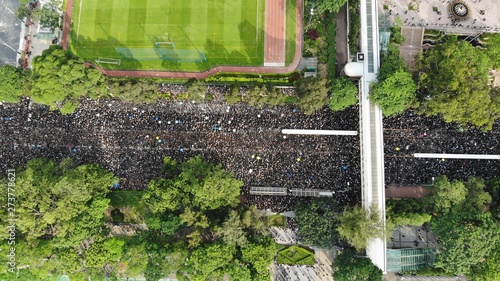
{"left": 285, "top": 0, "right": 297, "bottom": 65}
{"left": 107, "top": 191, "right": 145, "bottom": 223}
{"left": 348, "top": 0, "right": 361, "bottom": 55}
{"left": 277, "top": 245, "right": 315, "bottom": 265}
{"left": 107, "top": 190, "right": 143, "bottom": 208}
{"left": 69, "top": 0, "right": 265, "bottom": 71}
{"left": 269, "top": 215, "right": 286, "bottom": 227}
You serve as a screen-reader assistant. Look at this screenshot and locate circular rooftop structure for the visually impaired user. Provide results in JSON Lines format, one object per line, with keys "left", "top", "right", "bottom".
{"left": 449, "top": 0, "right": 470, "bottom": 20}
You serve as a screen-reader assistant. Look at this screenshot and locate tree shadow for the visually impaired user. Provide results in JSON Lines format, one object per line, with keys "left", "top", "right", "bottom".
{"left": 70, "top": 34, "right": 144, "bottom": 70}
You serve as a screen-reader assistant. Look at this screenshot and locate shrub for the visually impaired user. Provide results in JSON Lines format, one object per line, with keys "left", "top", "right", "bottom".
{"left": 308, "top": 29, "right": 319, "bottom": 40}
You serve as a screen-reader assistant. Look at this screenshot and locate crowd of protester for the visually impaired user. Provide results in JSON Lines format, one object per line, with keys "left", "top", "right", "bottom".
{"left": 0, "top": 87, "right": 360, "bottom": 212}
{"left": 1, "top": 84, "right": 498, "bottom": 212}
{"left": 383, "top": 110, "right": 500, "bottom": 184}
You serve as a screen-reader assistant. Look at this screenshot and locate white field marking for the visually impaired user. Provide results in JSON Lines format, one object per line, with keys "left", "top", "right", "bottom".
{"left": 76, "top": 0, "right": 83, "bottom": 44}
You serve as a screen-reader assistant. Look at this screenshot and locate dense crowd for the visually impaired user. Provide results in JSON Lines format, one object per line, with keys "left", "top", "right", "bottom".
{"left": 0, "top": 86, "right": 360, "bottom": 212}
{"left": 383, "top": 110, "right": 500, "bottom": 184}
{"left": 1, "top": 84, "right": 498, "bottom": 212}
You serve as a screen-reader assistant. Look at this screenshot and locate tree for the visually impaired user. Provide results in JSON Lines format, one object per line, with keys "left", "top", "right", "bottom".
{"left": 142, "top": 178, "right": 182, "bottom": 213}
{"left": 369, "top": 70, "right": 417, "bottom": 116}
{"left": 180, "top": 243, "right": 236, "bottom": 281}
{"left": 468, "top": 243, "right": 500, "bottom": 281}
{"left": 329, "top": 77, "right": 358, "bottom": 111}
{"left": 370, "top": 44, "right": 416, "bottom": 116}
{"left": 337, "top": 205, "right": 387, "bottom": 251}
{"left": 295, "top": 198, "right": 339, "bottom": 248}
{"left": 119, "top": 240, "right": 148, "bottom": 278}
{"left": 332, "top": 249, "right": 383, "bottom": 281}
{"left": 314, "top": 0, "right": 349, "bottom": 14}
{"left": 241, "top": 237, "right": 276, "bottom": 279}
{"left": 0, "top": 158, "right": 114, "bottom": 245}
{"left": 174, "top": 156, "right": 242, "bottom": 210}
{"left": 486, "top": 178, "right": 500, "bottom": 218}
{"left": 185, "top": 79, "right": 207, "bottom": 102}
{"left": 431, "top": 208, "right": 500, "bottom": 275}
{"left": 241, "top": 205, "right": 268, "bottom": 235}
{"left": 426, "top": 176, "right": 467, "bottom": 213}
{"left": 295, "top": 76, "right": 330, "bottom": 114}
{"left": 31, "top": 45, "right": 105, "bottom": 111}
{"left": 31, "top": 0, "right": 62, "bottom": 32}
{"left": 418, "top": 36, "right": 500, "bottom": 130}
{"left": 216, "top": 210, "right": 248, "bottom": 247}
{"left": 109, "top": 79, "right": 159, "bottom": 104}
{"left": 481, "top": 33, "right": 500, "bottom": 69}
{"left": 386, "top": 198, "right": 431, "bottom": 226}
{"left": 0, "top": 65, "right": 29, "bottom": 102}
{"left": 377, "top": 44, "right": 406, "bottom": 82}
{"left": 16, "top": 5, "right": 31, "bottom": 20}
{"left": 465, "top": 177, "right": 492, "bottom": 212}
{"left": 84, "top": 237, "right": 125, "bottom": 269}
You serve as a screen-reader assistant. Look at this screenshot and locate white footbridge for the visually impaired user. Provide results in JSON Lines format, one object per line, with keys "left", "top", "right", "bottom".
{"left": 345, "top": 0, "right": 387, "bottom": 272}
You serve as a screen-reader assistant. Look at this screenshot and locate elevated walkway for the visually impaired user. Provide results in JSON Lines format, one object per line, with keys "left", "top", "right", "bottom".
{"left": 347, "top": 0, "right": 387, "bottom": 273}
{"left": 249, "top": 186, "right": 287, "bottom": 196}
{"left": 290, "top": 189, "right": 334, "bottom": 197}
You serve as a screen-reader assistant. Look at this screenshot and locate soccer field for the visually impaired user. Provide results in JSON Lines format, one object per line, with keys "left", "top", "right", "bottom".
{"left": 69, "top": 0, "right": 265, "bottom": 71}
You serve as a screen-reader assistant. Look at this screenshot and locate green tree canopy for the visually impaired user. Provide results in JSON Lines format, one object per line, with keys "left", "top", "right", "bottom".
{"left": 431, "top": 208, "right": 500, "bottom": 275}
{"left": 426, "top": 176, "right": 467, "bottom": 214}
{"left": 32, "top": 1, "right": 61, "bottom": 32}
{"left": 16, "top": 5, "right": 31, "bottom": 20}
{"left": 179, "top": 243, "right": 236, "bottom": 281}
{"left": 481, "top": 33, "right": 500, "bottom": 69}
{"left": 295, "top": 76, "right": 330, "bottom": 114}
{"left": 333, "top": 249, "right": 383, "bottom": 281}
{"left": 31, "top": 45, "right": 105, "bottom": 111}
{"left": 143, "top": 156, "right": 242, "bottom": 213}
{"left": 370, "top": 70, "right": 417, "bottom": 116}
{"left": 486, "top": 178, "right": 500, "bottom": 218}
{"left": 313, "top": 0, "right": 348, "bottom": 13}
{"left": 0, "top": 65, "right": 29, "bottom": 102}
{"left": 426, "top": 176, "right": 492, "bottom": 214}
{"left": 337, "top": 205, "right": 387, "bottom": 251}
{"left": 386, "top": 198, "right": 431, "bottom": 226}
{"left": 329, "top": 77, "right": 358, "bottom": 111}
{"left": 185, "top": 79, "right": 207, "bottom": 102}
{"left": 418, "top": 36, "right": 500, "bottom": 130}
{"left": 295, "top": 198, "right": 339, "bottom": 248}
{"left": 370, "top": 44, "right": 416, "bottom": 116}
{"left": 0, "top": 158, "right": 114, "bottom": 245}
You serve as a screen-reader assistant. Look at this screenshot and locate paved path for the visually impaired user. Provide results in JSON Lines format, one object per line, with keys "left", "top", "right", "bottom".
{"left": 379, "top": 0, "right": 500, "bottom": 34}
{"left": 385, "top": 185, "right": 431, "bottom": 198}
{"left": 69, "top": 0, "right": 303, "bottom": 78}
{"left": 334, "top": 3, "right": 349, "bottom": 75}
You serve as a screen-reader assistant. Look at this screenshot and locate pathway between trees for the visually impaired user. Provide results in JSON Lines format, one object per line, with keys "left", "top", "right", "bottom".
{"left": 64, "top": 0, "right": 304, "bottom": 79}
{"left": 385, "top": 185, "right": 432, "bottom": 198}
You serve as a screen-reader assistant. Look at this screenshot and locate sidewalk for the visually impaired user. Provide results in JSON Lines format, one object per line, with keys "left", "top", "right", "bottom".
{"left": 17, "top": 1, "right": 59, "bottom": 69}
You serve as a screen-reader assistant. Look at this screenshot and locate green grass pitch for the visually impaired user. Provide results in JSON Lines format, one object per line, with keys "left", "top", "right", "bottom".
{"left": 69, "top": 0, "right": 266, "bottom": 71}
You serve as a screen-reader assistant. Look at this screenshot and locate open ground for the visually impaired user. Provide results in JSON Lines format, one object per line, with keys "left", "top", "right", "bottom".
{"left": 66, "top": 0, "right": 301, "bottom": 72}
{"left": 63, "top": 0, "right": 301, "bottom": 75}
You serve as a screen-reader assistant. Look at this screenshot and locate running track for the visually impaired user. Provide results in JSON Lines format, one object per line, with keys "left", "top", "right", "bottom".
{"left": 62, "top": 0, "right": 303, "bottom": 79}
{"left": 264, "top": 0, "right": 286, "bottom": 66}
{"left": 61, "top": 0, "right": 73, "bottom": 51}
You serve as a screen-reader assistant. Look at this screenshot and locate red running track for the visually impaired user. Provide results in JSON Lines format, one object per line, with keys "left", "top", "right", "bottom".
{"left": 67, "top": 0, "right": 303, "bottom": 79}
{"left": 61, "top": 0, "right": 73, "bottom": 51}
{"left": 264, "top": 0, "right": 286, "bottom": 65}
